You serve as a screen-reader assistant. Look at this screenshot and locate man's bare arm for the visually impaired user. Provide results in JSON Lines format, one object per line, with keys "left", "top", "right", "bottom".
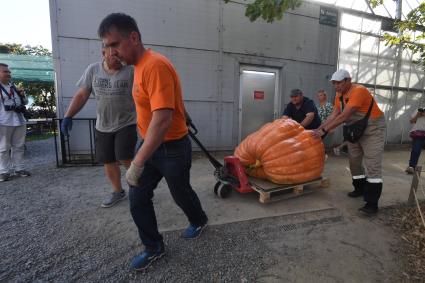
{"left": 322, "top": 105, "right": 357, "bottom": 132}
{"left": 133, "top": 109, "right": 173, "bottom": 167}
{"left": 318, "top": 107, "right": 341, "bottom": 130}
{"left": 300, "top": 112, "right": 314, "bottom": 128}
{"left": 410, "top": 112, "right": 424, "bottom": 124}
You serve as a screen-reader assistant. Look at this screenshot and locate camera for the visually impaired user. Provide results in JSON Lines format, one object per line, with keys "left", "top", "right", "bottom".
{"left": 4, "top": 104, "right": 26, "bottom": 113}
{"left": 418, "top": 108, "right": 425, "bottom": 113}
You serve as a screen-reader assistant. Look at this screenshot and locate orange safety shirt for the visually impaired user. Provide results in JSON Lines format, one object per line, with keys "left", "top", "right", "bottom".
{"left": 334, "top": 84, "right": 383, "bottom": 119}
{"left": 133, "top": 49, "right": 188, "bottom": 141}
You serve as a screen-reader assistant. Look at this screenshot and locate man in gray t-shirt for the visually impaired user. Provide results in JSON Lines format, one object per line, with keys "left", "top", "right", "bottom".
{"left": 61, "top": 47, "right": 137, "bottom": 208}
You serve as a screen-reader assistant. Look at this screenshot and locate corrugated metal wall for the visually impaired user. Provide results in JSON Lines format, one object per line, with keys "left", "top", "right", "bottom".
{"left": 50, "top": 0, "right": 338, "bottom": 152}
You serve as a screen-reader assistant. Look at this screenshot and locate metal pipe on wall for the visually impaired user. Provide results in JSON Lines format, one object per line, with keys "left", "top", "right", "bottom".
{"left": 217, "top": 0, "right": 224, "bottom": 147}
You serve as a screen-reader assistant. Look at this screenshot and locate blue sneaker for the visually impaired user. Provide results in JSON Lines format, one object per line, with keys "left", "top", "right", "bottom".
{"left": 130, "top": 243, "right": 165, "bottom": 271}
{"left": 182, "top": 223, "right": 207, "bottom": 239}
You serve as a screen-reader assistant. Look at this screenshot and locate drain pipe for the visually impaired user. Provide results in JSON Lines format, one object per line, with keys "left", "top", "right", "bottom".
{"left": 217, "top": 0, "right": 224, "bottom": 149}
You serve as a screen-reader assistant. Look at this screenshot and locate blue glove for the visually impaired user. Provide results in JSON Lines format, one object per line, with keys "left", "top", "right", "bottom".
{"left": 61, "top": 117, "right": 73, "bottom": 137}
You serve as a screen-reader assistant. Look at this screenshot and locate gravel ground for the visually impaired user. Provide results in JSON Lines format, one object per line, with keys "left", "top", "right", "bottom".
{"left": 0, "top": 138, "right": 281, "bottom": 282}
{"left": 378, "top": 203, "right": 425, "bottom": 282}
{"left": 0, "top": 138, "right": 406, "bottom": 282}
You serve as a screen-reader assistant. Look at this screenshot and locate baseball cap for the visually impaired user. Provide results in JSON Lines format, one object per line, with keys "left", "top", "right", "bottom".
{"left": 330, "top": 69, "right": 351, "bottom": 81}
{"left": 290, "top": 88, "right": 303, "bottom": 97}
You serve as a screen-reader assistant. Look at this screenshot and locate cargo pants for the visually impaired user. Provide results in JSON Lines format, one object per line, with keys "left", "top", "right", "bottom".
{"left": 346, "top": 114, "right": 386, "bottom": 182}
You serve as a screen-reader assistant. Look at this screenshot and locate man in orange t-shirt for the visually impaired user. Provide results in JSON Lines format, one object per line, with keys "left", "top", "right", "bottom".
{"left": 314, "top": 69, "right": 386, "bottom": 215}
{"left": 98, "top": 13, "right": 208, "bottom": 271}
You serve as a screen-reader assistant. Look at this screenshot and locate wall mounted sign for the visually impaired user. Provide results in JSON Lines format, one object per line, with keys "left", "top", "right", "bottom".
{"left": 319, "top": 6, "right": 338, "bottom": 27}
{"left": 254, "top": 91, "right": 265, "bottom": 100}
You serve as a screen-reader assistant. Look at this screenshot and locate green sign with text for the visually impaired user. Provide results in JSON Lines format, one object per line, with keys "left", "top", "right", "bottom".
{"left": 319, "top": 6, "right": 338, "bottom": 27}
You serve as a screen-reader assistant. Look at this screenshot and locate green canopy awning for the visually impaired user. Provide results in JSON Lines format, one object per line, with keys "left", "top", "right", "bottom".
{"left": 0, "top": 54, "right": 54, "bottom": 82}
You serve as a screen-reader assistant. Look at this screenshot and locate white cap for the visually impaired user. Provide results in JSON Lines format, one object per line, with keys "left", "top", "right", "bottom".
{"left": 330, "top": 69, "right": 351, "bottom": 81}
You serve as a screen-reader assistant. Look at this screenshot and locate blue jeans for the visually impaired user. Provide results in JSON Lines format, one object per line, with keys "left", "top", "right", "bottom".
{"left": 129, "top": 135, "right": 208, "bottom": 251}
{"left": 409, "top": 137, "right": 425, "bottom": 168}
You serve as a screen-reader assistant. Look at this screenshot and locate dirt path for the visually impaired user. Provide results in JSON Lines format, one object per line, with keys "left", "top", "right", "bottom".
{"left": 0, "top": 139, "right": 410, "bottom": 282}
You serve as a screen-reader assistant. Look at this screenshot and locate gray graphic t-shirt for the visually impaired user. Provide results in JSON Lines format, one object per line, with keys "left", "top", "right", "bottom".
{"left": 77, "top": 62, "right": 136, "bottom": 132}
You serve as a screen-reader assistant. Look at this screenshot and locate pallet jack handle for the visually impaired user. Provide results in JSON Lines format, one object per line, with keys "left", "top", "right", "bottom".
{"left": 185, "top": 110, "right": 223, "bottom": 170}
{"left": 184, "top": 110, "right": 198, "bottom": 135}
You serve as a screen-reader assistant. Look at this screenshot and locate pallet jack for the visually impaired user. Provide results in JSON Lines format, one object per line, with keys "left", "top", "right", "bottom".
{"left": 186, "top": 116, "right": 329, "bottom": 203}
{"left": 186, "top": 116, "right": 276, "bottom": 199}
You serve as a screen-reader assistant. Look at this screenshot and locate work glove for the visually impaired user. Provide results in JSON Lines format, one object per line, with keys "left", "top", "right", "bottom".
{"left": 61, "top": 117, "right": 73, "bottom": 137}
{"left": 126, "top": 161, "right": 144, "bottom": 187}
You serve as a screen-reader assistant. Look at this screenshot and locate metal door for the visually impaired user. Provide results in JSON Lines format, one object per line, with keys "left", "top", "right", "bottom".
{"left": 239, "top": 66, "right": 279, "bottom": 141}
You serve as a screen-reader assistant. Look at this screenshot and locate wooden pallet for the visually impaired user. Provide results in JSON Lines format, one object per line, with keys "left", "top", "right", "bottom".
{"left": 249, "top": 176, "right": 330, "bottom": 204}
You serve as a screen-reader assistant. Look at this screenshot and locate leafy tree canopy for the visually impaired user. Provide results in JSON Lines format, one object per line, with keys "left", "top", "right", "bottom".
{"left": 0, "top": 43, "right": 55, "bottom": 118}
{"left": 224, "top": 0, "right": 302, "bottom": 23}
{"left": 0, "top": 43, "right": 51, "bottom": 56}
{"left": 383, "top": 3, "right": 425, "bottom": 69}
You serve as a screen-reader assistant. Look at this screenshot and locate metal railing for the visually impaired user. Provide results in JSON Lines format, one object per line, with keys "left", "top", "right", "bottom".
{"left": 26, "top": 118, "right": 55, "bottom": 136}
{"left": 52, "top": 118, "right": 100, "bottom": 167}
{"left": 408, "top": 166, "right": 425, "bottom": 228}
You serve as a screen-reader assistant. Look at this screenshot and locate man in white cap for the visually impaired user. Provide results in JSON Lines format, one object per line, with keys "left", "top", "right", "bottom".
{"left": 314, "top": 69, "right": 386, "bottom": 214}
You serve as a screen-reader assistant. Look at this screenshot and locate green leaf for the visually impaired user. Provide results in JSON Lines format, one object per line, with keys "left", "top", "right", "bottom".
{"left": 226, "top": 0, "right": 301, "bottom": 23}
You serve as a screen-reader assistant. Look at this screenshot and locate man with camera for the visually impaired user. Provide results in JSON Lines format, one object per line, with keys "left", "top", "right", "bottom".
{"left": 314, "top": 69, "right": 386, "bottom": 215}
{"left": 0, "top": 63, "right": 31, "bottom": 182}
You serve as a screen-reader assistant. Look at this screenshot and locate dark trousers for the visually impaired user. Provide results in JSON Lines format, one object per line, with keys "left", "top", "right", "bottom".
{"left": 409, "top": 137, "right": 425, "bottom": 168}
{"left": 129, "top": 135, "right": 208, "bottom": 251}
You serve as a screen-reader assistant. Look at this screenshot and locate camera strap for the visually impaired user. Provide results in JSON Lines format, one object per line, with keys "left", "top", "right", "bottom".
{"left": 0, "top": 83, "right": 15, "bottom": 99}
{"left": 0, "top": 83, "right": 20, "bottom": 104}
{"left": 0, "top": 84, "right": 7, "bottom": 104}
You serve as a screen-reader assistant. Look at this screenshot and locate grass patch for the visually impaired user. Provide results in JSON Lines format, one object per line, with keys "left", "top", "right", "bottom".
{"left": 26, "top": 132, "right": 55, "bottom": 142}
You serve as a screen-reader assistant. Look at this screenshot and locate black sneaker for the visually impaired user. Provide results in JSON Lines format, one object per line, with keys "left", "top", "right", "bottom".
{"left": 359, "top": 203, "right": 378, "bottom": 215}
{"left": 15, "top": 170, "right": 31, "bottom": 177}
{"left": 101, "top": 190, "right": 126, "bottom": 208}
{"left": 0, "top": 173, "right": 10, "bottom": 182}
{"left": 347, "top": 190, "right": 363, "bottom": 198}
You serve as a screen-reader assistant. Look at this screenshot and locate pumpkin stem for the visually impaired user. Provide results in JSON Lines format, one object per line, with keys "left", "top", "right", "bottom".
{"left": 247, "top": 159, "right": 262, "bottom": 171}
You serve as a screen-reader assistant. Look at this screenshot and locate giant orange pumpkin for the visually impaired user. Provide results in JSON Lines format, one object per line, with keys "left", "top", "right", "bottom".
{"left": 234, "top": 118, "right": 325, "bottom": 184}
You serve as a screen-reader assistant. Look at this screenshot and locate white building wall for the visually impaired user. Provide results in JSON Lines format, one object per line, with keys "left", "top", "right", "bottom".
{"left": 50, "top": 0, "right": 339, "bottom": 153}
{"left": 223, "top": 2, "right": 337, "bottom": 65}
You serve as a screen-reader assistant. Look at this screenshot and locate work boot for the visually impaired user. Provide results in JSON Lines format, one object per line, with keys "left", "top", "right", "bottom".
{"left": 360, "top": 181, "right": 383, "bottom": 215}
{"left": 347, "top": 177, "right": 366, "bottom": 198}
{"left": 359, "top": 202, "right": 378, "bottom": 214}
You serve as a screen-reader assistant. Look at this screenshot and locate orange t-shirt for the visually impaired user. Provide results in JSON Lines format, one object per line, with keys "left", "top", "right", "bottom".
{"left": 133, "top": 49, "right": 188, "bottom": 141}
{"left": 334, "top": 84, "right": 383, "bottom": 119}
